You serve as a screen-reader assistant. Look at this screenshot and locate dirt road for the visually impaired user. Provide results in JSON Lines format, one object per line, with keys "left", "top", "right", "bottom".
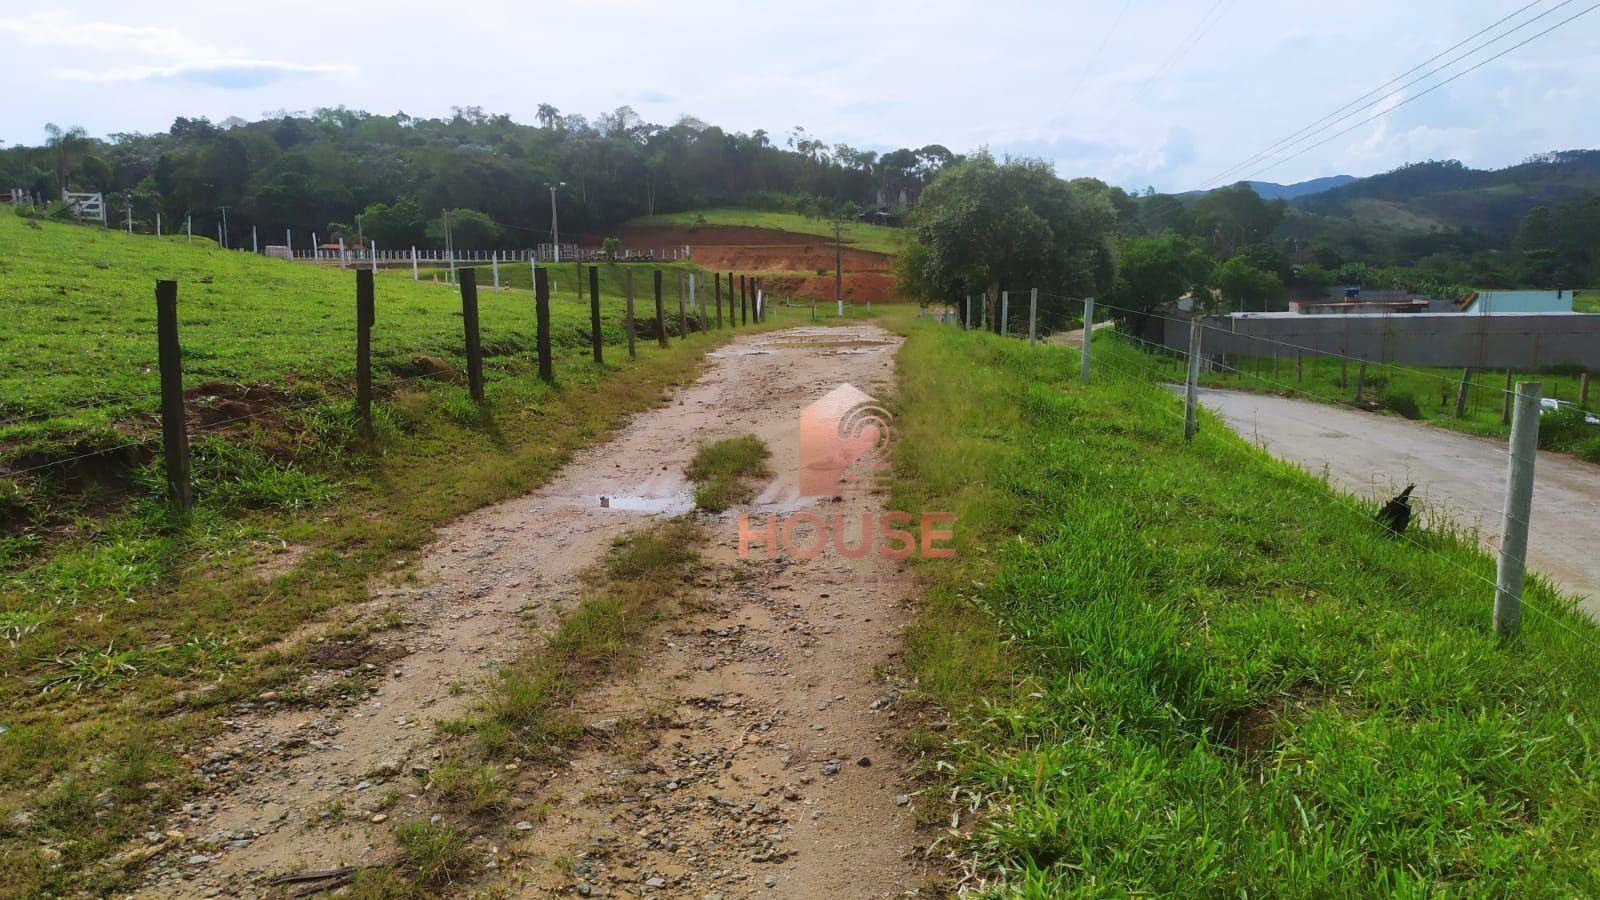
{"left": 1193, "top": 387, "right": 1600, "bottom": 615}
{"left": 133, "top": 325, "right": 928, "bottom": 898}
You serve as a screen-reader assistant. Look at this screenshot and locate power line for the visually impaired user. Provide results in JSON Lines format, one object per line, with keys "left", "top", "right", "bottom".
{"left": 1136, "top": 0, "right": 1233, "bottom": 101}
{"left": 1067, "top": 0, "right": 1135, "bottom": 101}
{"left": 1230, "top": 1, "right": 1600, "bottom": 184}
{"left": 1194, "top": 0, "right": 1588, "bottom": 190}
{"left": 1194, "top": 0, "right": 1555, "bottom": 190}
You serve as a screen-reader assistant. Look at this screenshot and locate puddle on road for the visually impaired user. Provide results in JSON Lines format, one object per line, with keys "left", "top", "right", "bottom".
{"left": 575, "top": 492, "right": 696, "bottom": 515}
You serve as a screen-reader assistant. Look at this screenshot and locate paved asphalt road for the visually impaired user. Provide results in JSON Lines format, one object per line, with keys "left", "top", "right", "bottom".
{"left": 1190, "top": 387, "right": 1600, "bottom": 617}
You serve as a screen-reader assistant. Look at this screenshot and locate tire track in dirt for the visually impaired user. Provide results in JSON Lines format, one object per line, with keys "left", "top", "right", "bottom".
{"left": 132, "top": 325, "right": 930, "bottom": 898}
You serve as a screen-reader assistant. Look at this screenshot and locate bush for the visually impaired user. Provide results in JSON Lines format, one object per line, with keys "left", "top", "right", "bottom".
{"left": 1379, "top": 388, "right": 1421, "bottom": 420}
{"left": 1539, "top": 405, "right": 1599, "bottom": 454}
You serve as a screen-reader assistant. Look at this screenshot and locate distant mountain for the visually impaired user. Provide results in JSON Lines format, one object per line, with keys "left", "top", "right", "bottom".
{"left": 1289, "top": 150, "right": 1600, "bottom": 240}
{"left": 1243, "top": 175, "right": 1357, "bottom": 200}
{"left": 1181, "top": 175, "right": 1357, "bottom": 200}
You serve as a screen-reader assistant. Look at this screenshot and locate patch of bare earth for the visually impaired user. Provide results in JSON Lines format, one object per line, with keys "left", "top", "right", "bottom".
{"left": 131, "top": 325, "right": 932, "bottom": 898}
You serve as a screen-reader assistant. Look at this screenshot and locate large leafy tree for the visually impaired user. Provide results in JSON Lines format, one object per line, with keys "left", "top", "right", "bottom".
{"left": 898, "top": 151, "right": 1118, "bottom": 330}
{"left": 1107, "top": 234, "right": 1214, "bottom": 323}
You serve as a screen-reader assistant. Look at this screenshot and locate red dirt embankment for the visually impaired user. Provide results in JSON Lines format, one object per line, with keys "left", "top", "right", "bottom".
{"left": 614, "top": 225, "right": 898, "bottom": 302}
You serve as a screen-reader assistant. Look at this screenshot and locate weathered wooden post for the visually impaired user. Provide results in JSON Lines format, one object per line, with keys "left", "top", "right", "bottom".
{"left": 1000, "top": 291, "right": 1009, "bottom": 337}
{"left": 458, "top": 269, "right": 486, "bottom": 402}
{"left": 1581, "top": 371, "right": 1591, "bottom": 408}
{"left": 1354, "top": 361, "right": 1368, "bottom": 403}
{"left": 1028, "top": 288, "right": 1038, "bottom": 344}
{"left": 654, "top": 270, "right": 669, "bottom": 348}
{"left": 677, "top": 271, "right": 689, "bottom": 336}
{"left": 624, "top": 269, "right": 638, "bottom": 359}
{"left": 740, "top": 275, "right": 749, "bottom": 326}
{"left": 715, "top": 273, "right": 724, "bottom": 329}
{"left": 584, "top": 265, "right": 603, "bottom": 364}
{"left": 155, "top": 280, "right": 193, "bottom": 510}
{"left": 1454, "top": 367, "right": 1473, "bottom": 417}
{"left": 356, "top": 270, "right": 374, "bottom": 433}
{"left": 964, "top": 294, "right": 971, "bottom": 330}
{"left": 1296, "top": 351, "right": 1303, "bottom": 383}
{"left": 535, "top": 266, "right": 553, "bottom": 384}
{"left": 1494, "top": 381, "right": 1542, "bottom": 639}
{"left": 1184, "top": 318, "right": 1203, "bottom": 442}
{"left": 1502, "top": 369, "right": 1514, "bottom": 426}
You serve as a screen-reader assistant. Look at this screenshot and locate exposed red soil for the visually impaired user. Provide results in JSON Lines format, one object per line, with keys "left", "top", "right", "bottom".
{"left": 613, "top": 225, "right": 898, "bottom": 302}
{"left": 765, "top": 273, "right": 897, "bottom": 303}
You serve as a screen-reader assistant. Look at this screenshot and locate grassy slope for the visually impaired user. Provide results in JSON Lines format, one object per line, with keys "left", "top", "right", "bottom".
{"left": 625, "top": 208, "right": 905, "bottom": 255}
{"left": 0, "top": 213, "right": 792, "bottom": 895}
{"left": 892, "top": 322, "right": 1600, "bottom": 895}
{"left": 1577, "top": 291, "right": 1600, "bottom": 314}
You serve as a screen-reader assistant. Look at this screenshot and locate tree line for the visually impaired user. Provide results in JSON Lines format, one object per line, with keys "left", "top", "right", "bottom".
{"left": 0, "top": 106, "right": 957, "bottom": 248}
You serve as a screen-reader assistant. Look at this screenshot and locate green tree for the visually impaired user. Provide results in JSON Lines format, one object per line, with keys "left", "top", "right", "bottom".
{"left": 899, "top": 151, "right": 1117, "bottom": 330}
{"left": 1215, "top": 257, "right": 1284, "bottom": 312}
{"left": 361, "top": 196, "right": 429, "bottom": 247}
{"left": 1188, "top": 183, "right": 1285, "bottom": 254}
{"left": 1106, "top": 234, "right": 1214, "bottom": 323}
{"left": 426, "top": 208, "right": 501, "bottom": 249}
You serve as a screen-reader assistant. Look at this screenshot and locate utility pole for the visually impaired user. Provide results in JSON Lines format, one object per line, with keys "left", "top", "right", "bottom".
{"left": 219, "top": 206, "right": 229, "bottom": 249}
{"left": 834, "top": 219, "right": 843, "bottom": 317}
{"left": 547, "top": 182, "right": 566, "bottom": 263}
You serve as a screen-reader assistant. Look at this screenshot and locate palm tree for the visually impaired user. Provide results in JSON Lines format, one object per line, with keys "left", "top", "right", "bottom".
{"left": 44, "top": 123, "right": 89, "bottom": 194}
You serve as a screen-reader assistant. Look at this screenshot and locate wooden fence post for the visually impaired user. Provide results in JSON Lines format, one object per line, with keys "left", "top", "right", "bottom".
{"left": 654, "top": 270, "right": 669, "bottom": 348}
{"left": 677, "top": 271, "right": 689, "bottom": 336}
{"left": 1080, "top": 296, "right": 1095, "bottom": 383}
{"left": 1502, "top": 369, "right": 1514, "bottom": 426}
{"left": 740, "top": 275, "right": 748, "bottom": 326}
{"left": 1578, "top": 371, "right": 1589, "bottom": 409}
{"left": 625, "top": 269, "right": 637, "bottom": 359}
{"left": 715, "top": 273, "right": 724, "bottom": 328}
{"left": 1028, "top": 288, "right": 1038, "bottom": 344}
{"left": 155, "top": 280, "right": 193, "bottom": 510}
{"left": 1000, "top": 291, "right": 1009, "bottom": 337}
{"left": 535, "top": 266, "right": 553, "bottom": 383}
{"left": 589, "top": 265, "right": 603, "bottom": 364}
{"left": 1354, "top": 361, "right": 1368, "bottom": 403}
{"left": 356, "top": 270, "right": 374, "bottom": 433}
{"left": 459, "top": 268, "right": 485, "bottom": 402}
{"left": 1453, "top": 367, "right": 1472, "bottom": 417}
{"left": 1184, "top": 318, "right": 1203, "bottom": 442}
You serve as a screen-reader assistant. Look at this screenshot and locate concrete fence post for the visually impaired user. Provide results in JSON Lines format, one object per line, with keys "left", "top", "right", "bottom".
{"left": 1000, "top": 291, "right": 1010, "bottom": 337}
{"left": 1184, "top": 318, "right": 1203, "bottom": 442}
{"left": 492, "top": 251, "right": 500, "bottom": 290}
{"left": 964, "top": 295, "right": 971, "bottom": 330}
{"left": 1028, "top": 288, "right": 1038, "bottom": 344}
{"left": 1081, "top": 296, "right": 1095, "bottom": 383}
{"left": 1494, "top": 381, "right": 1542, "bottom": 639}
{"left": 412, "top": 246, "right": 419, "bottom": 280}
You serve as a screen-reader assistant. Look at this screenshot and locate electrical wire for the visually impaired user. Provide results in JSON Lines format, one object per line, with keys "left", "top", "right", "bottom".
{"left": 1193, "top": 0, "right": 1559, "bottom": 190}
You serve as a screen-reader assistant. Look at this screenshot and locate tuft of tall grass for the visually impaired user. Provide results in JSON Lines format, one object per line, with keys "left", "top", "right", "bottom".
{"left": 685, "top": 435, "right": 770, "bottom": 512}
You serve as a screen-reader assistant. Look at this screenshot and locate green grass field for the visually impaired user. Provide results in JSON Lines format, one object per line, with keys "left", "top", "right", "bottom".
{"left": 0, "top": 211, "right": 788, "bottom": 895}
{"left": 892, "top": 320, "right": 1600, "bottom": 894}
{"left": 626, "top": 208, "right": 905, "bottom": 255}
{"left": 1576, "top": 290, "right": 1600, "bottom": 314}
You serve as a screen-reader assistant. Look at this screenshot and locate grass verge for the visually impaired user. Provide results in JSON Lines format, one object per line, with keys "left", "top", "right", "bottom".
{"left": 891, "top": 320, "right": 1600, "bottom": 895}
{"left": 686, "top": 436, "right": 771, "bottom": 512}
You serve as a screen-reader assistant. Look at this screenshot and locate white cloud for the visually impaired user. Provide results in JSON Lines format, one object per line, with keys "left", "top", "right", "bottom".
{"left": 0, "top": 10, "right": 353, "bottom": 91}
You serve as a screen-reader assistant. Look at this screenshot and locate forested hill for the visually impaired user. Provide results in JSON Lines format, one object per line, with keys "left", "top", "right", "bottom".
{"left": 1289, "top": 150, "right": 1600, "bottom": 238}
{"left": 0, "top": 107, "right": 955, "bottom": 250}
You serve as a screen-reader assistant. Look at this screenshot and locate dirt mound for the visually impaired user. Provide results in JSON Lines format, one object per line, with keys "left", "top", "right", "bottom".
{"left": 186, "top": 382, "right": 297, "bottom": 430}
{"left": 764, "top": 272, "right": 897, "bottom": 303}
{"left": 614, "top": 224, "right": 896, "bottom": 277}
{"left": 388, "top": 354, "right": 462, "bottom": 384}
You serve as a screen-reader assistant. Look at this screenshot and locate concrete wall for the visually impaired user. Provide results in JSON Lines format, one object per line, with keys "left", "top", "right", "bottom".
{"left": 1159, "top": 312, "right": 1600, "bottom": 370}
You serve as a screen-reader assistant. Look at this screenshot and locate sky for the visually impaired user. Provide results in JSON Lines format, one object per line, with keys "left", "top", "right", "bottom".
{"left": 2, "top": 0, "right": 1598, "bottom": 193}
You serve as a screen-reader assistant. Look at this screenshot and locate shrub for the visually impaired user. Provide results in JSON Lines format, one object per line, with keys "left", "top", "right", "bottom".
{"left": 1379, "top": 388, "right": 1421, "bottom": 420}
{"left": 1539, "top": 405, "right": 1598, "bottom": 454}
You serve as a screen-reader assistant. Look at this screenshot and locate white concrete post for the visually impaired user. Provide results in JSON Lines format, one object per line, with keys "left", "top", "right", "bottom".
{"left": 252, "top": 225, "right": 258, "bottom": 254}
{"left": 186, "top": 215, "right": 192, "bottom": 242}
{"left": 492, "top": 251, "right": 500, "bottom": 290}
{"left": 1184, "top": 318, "right": 1204, "bottom": 441}
{"left": 1494, "top": 381, "right": 1542, "bottom": 639}
{"left": 338, "top": 237, "right": 346, "bottom": 269}
{"left": 1028, "top": 288, "right": 1038, "bottom": 343}
{"left": 312, "top": 233, "right": 319, "bottom": 262}
{"left": 964, "top": 295, "right": 971, "bottom": 330}
{"left": 412, "top": 246, "right": 419, "bottom": 280}
{"left": 1081, "top": 296, "right": 1095, "bottom": 383}
{"left": 372, "top": 241, "right": 379, "bottom": 273}
{"left": 1000, "top": 291, "right": 1009, "bottom": 336}
{"left": 530, "top": 257, "right": 536, "bottom": 291}
{"left": 156, "top": 212, "right": 161, "bottom": 237}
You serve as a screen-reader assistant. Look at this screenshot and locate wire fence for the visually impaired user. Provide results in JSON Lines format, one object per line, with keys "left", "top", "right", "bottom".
{"left": 928, "top": 291, "right": 1600, "bottom": 653}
